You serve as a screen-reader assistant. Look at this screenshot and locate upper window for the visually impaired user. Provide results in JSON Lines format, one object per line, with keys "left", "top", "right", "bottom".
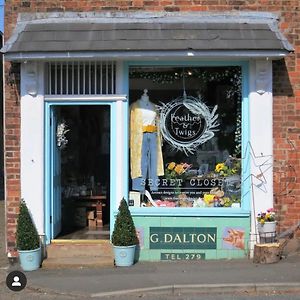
{"left": 129, "top": 66, "right": 242, "bottom": 209}
{"left": 45, "top": 61, "right": 116, "bottom": 95}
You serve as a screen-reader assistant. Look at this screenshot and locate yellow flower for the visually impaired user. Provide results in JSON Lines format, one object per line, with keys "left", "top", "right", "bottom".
{"left": 215, "top": 163, "right": 225, "bottom": 173}
{"left": 167, "top": 162, "right": 176, "bottom": 171}
{"left": 174, "top": 164, "right": 184, "bottom": 175}
{"left": 260, "top": 219, "right": 265, "bottom": 225}
{"left": 204, "top": 194, "right": 215, "bottom": 205}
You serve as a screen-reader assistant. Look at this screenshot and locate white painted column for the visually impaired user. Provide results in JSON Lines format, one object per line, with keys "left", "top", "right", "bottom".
{"left": 115, "top": 61, "right": 126, "bottom": 209}
{"left": 114, "top": 100, "right": 124, "bottom": 209}
{"left": 248, "top": 59, "right": 273, "bottom": 255}
{"left": 20, "top": 61, "right": 45, "bottom": 235}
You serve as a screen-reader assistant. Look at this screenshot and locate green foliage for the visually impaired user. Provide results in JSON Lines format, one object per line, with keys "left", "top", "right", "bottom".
{"left": 16, "top": 200, "right": 40, "bottom": 250}
{"left": 111, "top": 198, "right": 139, "bottom": 246}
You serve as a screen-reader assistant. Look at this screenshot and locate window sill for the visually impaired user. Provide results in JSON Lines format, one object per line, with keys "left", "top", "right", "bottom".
{"left": 119, "top": 207, "right": 250, "bottom": 217}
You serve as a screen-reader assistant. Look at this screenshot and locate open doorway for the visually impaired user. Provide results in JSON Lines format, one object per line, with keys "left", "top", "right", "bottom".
{"left": 53, "top": 105, "right": 110, "bottom": 240}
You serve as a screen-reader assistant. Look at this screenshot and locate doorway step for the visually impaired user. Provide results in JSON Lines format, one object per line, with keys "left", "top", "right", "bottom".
{"left": 42, "top": 240, "right": 114, "bottom": 269}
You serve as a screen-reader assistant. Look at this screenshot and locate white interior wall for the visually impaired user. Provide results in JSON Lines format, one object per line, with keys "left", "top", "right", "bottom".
{"left": 20, "top": 61, "right": 45, "bottom": 235}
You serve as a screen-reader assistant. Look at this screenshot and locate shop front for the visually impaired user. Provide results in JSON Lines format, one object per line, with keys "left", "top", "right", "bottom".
{"left": 127, "top": 63, "right": 250, "bottom": 260}
{"left": 3, "top": 11, "right": 293, "bottom": 260}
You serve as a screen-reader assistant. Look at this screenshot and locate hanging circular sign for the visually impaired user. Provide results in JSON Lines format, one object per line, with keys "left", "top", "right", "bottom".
{"left": 158, "top": 96, "right": 219, "bottom": 154}
{"left": 166, "top": 102, "right": 206, "bottom": 143}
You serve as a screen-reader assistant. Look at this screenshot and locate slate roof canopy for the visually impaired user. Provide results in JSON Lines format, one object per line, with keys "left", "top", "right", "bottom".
{"left": 2, "top": 12, "right": 294, "bottom": 60}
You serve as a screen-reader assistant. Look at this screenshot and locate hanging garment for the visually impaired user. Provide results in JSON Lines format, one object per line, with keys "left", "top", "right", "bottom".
{"left": 132, "top": 132, "right": 159, "bottom": 191}
{"left": 130, "top": 100, "right": 164, "bottom": 182}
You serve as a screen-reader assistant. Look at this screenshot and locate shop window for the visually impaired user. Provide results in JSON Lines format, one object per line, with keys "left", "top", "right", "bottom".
{"left": 129, "top": 66, "right": 242, "bottom": 209}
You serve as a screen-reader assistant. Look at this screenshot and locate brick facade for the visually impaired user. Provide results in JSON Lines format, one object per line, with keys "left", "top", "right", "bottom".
{"left": 4, "top": 1, "right": 300, "bottom": 254}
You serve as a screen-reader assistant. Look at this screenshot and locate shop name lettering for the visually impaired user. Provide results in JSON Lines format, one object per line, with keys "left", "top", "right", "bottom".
{"left": 150, "top": 227, "right": 217, "bottom": 249}
{"left": 150, "top": 233, "right": 215, "bottom": 244}
{"left": 171, "top": 113, "right": 201, "bottom": 137}
{"left": 141, "top": 178, "right": 223, "bottom": 188}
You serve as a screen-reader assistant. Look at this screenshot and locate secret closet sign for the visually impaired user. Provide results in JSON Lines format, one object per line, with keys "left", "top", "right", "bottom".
{"left": 158, "top": 96, "right": 219, "bottom": 154}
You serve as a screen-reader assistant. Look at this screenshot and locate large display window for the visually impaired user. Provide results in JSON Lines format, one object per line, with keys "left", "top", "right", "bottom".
{"left": 129, "top": 66, "right": 243, "bottom": 209}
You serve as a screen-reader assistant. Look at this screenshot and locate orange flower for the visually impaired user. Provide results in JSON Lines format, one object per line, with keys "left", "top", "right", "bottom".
{"left": 174, "top": 164, "right": 184, "bottom": 175}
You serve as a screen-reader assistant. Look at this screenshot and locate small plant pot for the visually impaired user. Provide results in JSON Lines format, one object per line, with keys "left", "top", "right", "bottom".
{"left": 257, "top": 222, "right": 276, "bottom": 243}
{"left": 18, "top": 247, "right": 41, "bottom": 271}
{"left": 113, "top": 245, "right": 136, "bottom": 267}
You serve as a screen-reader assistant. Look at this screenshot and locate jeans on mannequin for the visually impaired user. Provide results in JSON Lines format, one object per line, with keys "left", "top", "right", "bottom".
{"left": 132, "top": 132, "right": 159, "bottom": 192}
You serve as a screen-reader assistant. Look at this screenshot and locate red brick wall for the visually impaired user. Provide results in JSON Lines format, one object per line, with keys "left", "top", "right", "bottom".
{"left": 4, "top": 1, "right": 300, "bottom": 254}
{"left": 4, "top": 59, "right": 21, "bottom": 256}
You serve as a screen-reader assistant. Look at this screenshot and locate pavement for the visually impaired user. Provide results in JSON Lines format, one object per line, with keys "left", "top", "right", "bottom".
{"left": 0, "top": 253, "right": 299, "bottom": 299}
{"left": 0, "top": 201, "right": 300, "bottom": 299}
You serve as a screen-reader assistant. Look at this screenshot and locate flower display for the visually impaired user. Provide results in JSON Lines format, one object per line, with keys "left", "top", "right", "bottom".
{"left": 215, "top": 157, "right": 241, "bottom": 177}
{"left": 165, "top": 162, "right": 192, "bottom": 178}
{"left": 215, "top": 163, "right": 226, "bottom": 173}
{"left": 257, "top": 208, "right": 276, "bottom": 224}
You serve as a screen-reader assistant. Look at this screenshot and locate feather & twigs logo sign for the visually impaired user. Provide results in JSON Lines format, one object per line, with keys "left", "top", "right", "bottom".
{"left": 158, "top": 96, "right": 219, "bottom": 154}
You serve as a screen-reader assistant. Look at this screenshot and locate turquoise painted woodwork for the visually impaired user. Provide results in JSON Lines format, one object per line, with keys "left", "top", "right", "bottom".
{"left": 44, "top": 103, "right": 51, "bottom": 244}
{"left": 109, "top": 102, "right": 117, "bottom": 236}
{"left": 0, "top": 0, "right": 4, "bottom": 34}
{"left": 44, "top": 101, "right": 117, "bottom": 244}
{"left": 133, "top": 215, "right": 250, "bottom": 261}
{"left": 241, "top": 62, "right": 251, "bottom": 212}
{"left": 50, "top": 107, "right": 62, "bottom": 239}
{"left": 123, "top": 60, "right": 250, "bottom": 217}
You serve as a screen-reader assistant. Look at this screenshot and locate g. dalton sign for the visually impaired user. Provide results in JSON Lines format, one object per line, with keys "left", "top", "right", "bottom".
{"left": 149, "top": 227, "right": 217, "bottom": 249}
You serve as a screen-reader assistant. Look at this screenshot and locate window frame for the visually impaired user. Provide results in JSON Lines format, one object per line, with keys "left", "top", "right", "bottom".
{"left": 123, "top": 60, "right": 250, "bottom": 217}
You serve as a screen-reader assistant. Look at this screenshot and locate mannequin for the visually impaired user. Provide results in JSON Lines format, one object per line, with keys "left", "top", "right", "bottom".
{"left": 130, "top": 89, "right": 164, "bottom": 192}
{"left": 139, "top": 89, "right": 157, "bottom": 127}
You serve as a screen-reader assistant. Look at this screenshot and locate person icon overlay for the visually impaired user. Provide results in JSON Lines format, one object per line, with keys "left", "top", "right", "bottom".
{"left": 6, "top": 270, "right": 27, "bottom": 292}
{"left": 12, "top": 276, "right": 22, "bottom": 287}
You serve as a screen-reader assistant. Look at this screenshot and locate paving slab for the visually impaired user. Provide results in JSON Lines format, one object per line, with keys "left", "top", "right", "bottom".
{"left": 13, "top": 255, "right": 299, "bottom": 298}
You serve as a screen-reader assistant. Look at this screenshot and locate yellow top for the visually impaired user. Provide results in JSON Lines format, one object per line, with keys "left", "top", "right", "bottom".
{"left": 130, "top": 100, "right": 164, "bottom": 179}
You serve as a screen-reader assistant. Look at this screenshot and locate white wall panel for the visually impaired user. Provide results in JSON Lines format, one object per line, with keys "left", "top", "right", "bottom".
{"left": 20, "top": 62, "right": 45, "bottom": 235}
{"left": 248, "top": 59, "right": 273, "bottom": 252}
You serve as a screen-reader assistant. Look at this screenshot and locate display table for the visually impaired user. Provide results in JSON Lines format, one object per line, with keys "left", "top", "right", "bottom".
{"left": 73, "top": 195, "right": 107, "bottom": 227}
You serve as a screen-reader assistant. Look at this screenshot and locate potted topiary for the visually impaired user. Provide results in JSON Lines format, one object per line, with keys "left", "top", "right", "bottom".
{"left": 16, "top": 199, "right": 41, "bottom": 271}
{"left": 111, "top": 198, "right": 139, "bottom": 266}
